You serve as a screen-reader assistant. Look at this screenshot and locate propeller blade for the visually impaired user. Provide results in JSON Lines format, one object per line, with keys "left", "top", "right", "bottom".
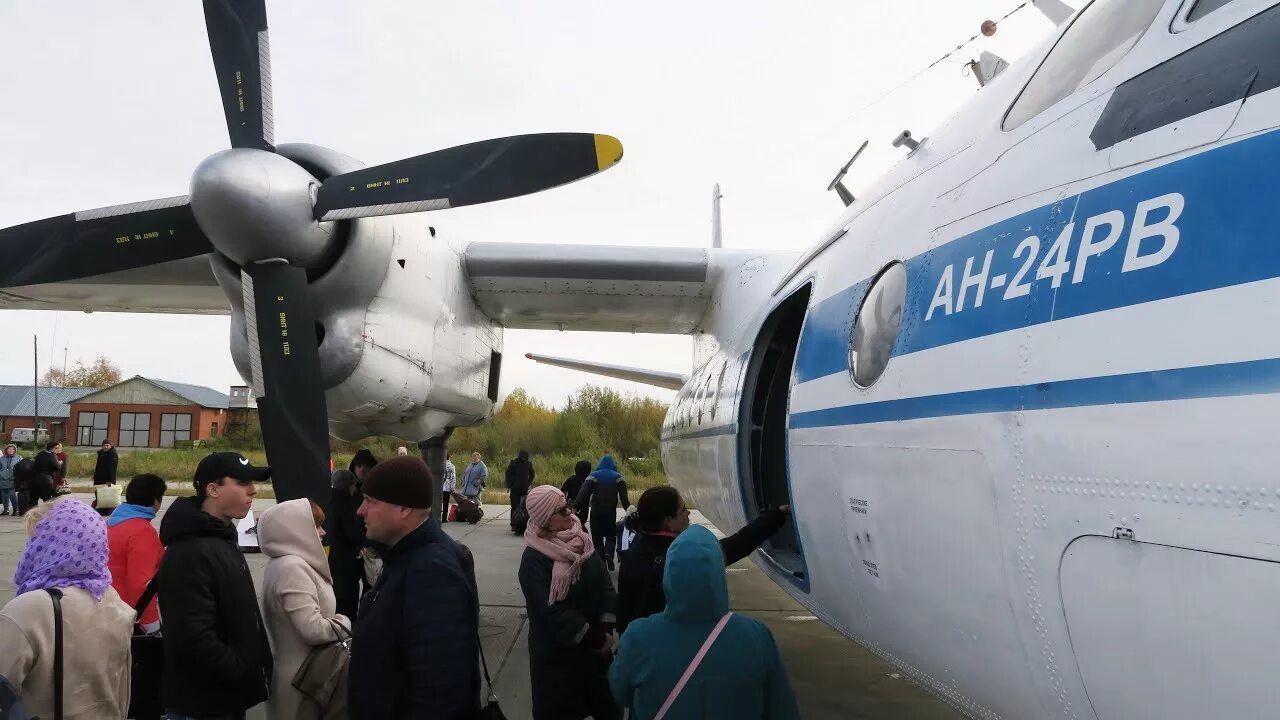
{"left": 241, "top": 262, "right": 332, "bottom": 513}
{"left": 314, "top": 132, "right": 624, "bottom": 221}
{"left": 203, "top": 0, "right": 274, "bottom": 152}
{"left": 0, "top": 197, "right": 212, "bottom": 288}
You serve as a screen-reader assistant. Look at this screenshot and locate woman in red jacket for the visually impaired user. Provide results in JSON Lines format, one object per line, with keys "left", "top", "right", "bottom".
{"left": 106, "top": 473, "right": 167, "bottom": 631}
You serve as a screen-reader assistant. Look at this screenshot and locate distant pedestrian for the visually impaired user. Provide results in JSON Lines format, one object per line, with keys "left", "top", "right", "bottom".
{"left": 617, "top": 487, "right": 790, "bottom": 633}
{"left": 574, "top": 455, "right": 631, "bottom": 570}
{"left": 520, "top": 485, "right": 620, "bottom": 720}
{"left": 106, "top": 473, "right": 168, "bottom": 634}
{"left": 32, "top": 442, "right": 60, "bottom": 500}
{"left": 441, "top": 451, "right": 457, "bottom": 523}
{"left": 260, "top": 498, "right": 351, "bottom": 720}
{"left": 94, "top": 440, "right": 119, "bottom": 486}
{"left": 328, "top": 468, "right": 367, "bottom": 621}
{"left": 52, "top": 442, "right": 67, "bottom": 492}
{"left": 395, "top": 446, "right": 409, "bottom": 457}
{"left": 460, "top": 451, "right": 487, "bottom": 501}
{"left": 0, "top": 443, "right": 21, "bottom": 516}
{"left": 157, "top": 452, "right": 273, "bottom": 720}
{"left": 348, "top": 448, "right": 378, "bottom": 481}
{"left": 609, "top": 525, "right": 800, "bottom": 720}
{"left": 350, "top": 456, "right": 480, "bottom": 719}
{"left": 0, "top": 498, "right": 136, "bottom": 719}
{"left": 505, "top": 449, "right": 535, "bottom": 533}
{"left": 13, "top": 454, "right": 36, "bottom": 515}
{"left": 561, "top": 459, "right": 592, "bottom": 525}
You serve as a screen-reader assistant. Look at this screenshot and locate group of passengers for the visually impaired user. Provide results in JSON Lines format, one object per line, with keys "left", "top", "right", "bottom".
{"left": 0, "top": 446, "right": 800, "bottom": 719}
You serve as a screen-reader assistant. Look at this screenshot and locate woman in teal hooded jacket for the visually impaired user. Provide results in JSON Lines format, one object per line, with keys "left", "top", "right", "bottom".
{"left": 609, "top": 525, "right": 800, "bottom": 720}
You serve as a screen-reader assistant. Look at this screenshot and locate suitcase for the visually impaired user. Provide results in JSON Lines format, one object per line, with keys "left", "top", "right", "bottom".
{"left": 455, "top": 496, "right": 484, "bottom": 524}
{"left": 511, "top": 495, "right": 529, "bottom": 535}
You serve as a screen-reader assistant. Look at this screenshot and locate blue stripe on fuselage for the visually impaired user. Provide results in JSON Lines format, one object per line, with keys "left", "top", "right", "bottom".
{"left": 794, "top": 127, "right": 1280, "bottom": 384}
{"left": 790, "top": 357, "right": 1280, "bottom": 429}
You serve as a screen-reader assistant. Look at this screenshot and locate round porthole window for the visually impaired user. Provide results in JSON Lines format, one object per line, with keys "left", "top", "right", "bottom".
{"left": 850, "top": 262, "right": 906, "bottom": 388}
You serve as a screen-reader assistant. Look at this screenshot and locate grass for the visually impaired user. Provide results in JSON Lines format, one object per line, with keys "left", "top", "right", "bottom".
{"left": 67, "top": 448, "right": 670, "bottom": 504}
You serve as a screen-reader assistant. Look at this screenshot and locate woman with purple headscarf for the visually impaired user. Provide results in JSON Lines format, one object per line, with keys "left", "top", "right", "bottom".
{"left": 0, "top": 499, "right": 136, "bottom": 718}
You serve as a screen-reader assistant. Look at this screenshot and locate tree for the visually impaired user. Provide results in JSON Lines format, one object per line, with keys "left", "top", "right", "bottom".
{"left": 42, "top": 355, "right": 123, "bottom": 388}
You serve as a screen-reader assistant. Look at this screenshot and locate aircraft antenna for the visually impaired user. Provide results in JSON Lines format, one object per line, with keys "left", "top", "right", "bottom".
{"left": 827, "top": 141, "right": 869, "bottom": 207}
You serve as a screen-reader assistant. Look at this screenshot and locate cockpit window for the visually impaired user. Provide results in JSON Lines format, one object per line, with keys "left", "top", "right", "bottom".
{"left": 1004, "top": 0, "right": 1166, "bottom": 130}
{"left": 1187, "top": 0, "right": 1237, "bottom": 22}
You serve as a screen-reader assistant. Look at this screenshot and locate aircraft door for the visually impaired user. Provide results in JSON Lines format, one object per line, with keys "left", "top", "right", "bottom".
{"left": 738, "top": 284, "right": 811, "bottom": 584}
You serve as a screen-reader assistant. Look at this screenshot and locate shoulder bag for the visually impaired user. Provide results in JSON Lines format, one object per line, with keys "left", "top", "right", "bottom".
{"left": 45, "top": 588, "right": 65, "bottom": 720}
{"left": 129, "top": 576, "right": 165, "bottom": 720}
{"left": 292, "top": 618, "right": 352, "bottom": 717}
{"left": 454, "top": 543, "right": 507, "bottom": 720}
{"left": 652, "top": 611, "right": 733, "bottom": 720}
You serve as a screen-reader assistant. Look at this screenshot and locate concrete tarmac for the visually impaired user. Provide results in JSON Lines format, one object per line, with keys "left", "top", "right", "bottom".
{"left": 0, "top": 495, "right": 962, "bottom": 719}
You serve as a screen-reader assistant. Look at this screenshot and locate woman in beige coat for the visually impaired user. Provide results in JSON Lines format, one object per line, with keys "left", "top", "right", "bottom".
{"left": 259, "top": 498, "right": 352, "bottom": 720}
{"left": 0, "top": 498, "right": 135, "bottom": 718}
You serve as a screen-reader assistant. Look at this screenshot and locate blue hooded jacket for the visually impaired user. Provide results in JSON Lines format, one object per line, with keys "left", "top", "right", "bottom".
{"left": 609, "top": 525, "right": 800, "bottom": 720}
{"left": 574, "top": 454, "right": 631, "bottom": 516}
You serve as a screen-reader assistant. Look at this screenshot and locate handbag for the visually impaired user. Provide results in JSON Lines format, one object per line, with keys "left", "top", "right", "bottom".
{"left": 45, "top": 588, "right": 65, "bottom": 720}
{"left": 129, "top": 576, "right": 165, "bottom": 720}
{"left": 454, "top": 544, "right": 507, "bottom": 720}
{"left": 652, "top": 611, "right": 733, "bottom": 720}
{"left": 292, "top": 618, "right": 352, "bottom": 713}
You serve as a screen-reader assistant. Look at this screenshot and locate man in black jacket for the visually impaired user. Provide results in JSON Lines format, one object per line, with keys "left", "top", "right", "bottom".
{"left": 615, "top": 486, "right": 791, "bottom": 633}
{"left": 504, "top": 449, "right": 534, "bottom": 533}
{"left": 158, "top": 452, "right": 273, "bottom": 720}
{"left": 351, "top": 455, "right": 480, "bottom": 719}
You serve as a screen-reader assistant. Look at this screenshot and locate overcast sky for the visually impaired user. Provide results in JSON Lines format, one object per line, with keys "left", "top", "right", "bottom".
{"left": 0, "top": 1, "right": 1054, "bottom": 407}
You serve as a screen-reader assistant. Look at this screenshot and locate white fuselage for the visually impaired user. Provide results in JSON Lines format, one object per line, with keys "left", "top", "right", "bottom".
{"left": 663, "top": 1, "right": 1280, "bottom": 718}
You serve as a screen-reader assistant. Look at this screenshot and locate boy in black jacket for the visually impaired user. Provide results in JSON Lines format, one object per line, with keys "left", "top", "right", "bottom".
{"left": 158, "top": 452, "right": 273, "bottom": 720}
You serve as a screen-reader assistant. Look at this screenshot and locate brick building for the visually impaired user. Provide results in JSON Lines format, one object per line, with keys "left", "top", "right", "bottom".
{"left": 0, "top": 385, "right": 99, "bottom": 443}
{"left": 68, "top": 377, "right": 231, "bottom": 448}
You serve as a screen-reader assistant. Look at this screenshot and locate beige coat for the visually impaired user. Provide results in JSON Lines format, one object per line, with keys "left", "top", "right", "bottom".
{"left": 0, "top": 585, "right": 135, "bottom": 719}
{"left": 259, "top": 499, "right": 351, "bottom": 720}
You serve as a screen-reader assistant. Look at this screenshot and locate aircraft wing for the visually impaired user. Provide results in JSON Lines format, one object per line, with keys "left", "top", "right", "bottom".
{"left": 463, "top": 242, "right": 743, "bottom": 333}
{"left": 0, "top": 254, "right": 228, "bottom": 315}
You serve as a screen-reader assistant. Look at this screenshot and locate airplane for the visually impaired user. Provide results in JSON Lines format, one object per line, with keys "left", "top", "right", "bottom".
{"left": 3, "top": 0, "right": 1280, "bottom": 718}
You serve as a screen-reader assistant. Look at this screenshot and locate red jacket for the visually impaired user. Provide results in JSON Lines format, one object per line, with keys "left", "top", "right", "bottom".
{"left": 107, "top": 516, "right": 163, "bottom": 626}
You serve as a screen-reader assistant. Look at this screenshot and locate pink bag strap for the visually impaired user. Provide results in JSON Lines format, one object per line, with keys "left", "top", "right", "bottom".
{"left": 654, "top": 612, "right": 732, "bottom": 720}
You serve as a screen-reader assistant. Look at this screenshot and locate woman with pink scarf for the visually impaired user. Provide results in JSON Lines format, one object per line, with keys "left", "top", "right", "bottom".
{"left": 0, "top": 499, "right": 136, "bottom": 718}
{"left": 519, "top": 484, "right": 621, "bottom": 720}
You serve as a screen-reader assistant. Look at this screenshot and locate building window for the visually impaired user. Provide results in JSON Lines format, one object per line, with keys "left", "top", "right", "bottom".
{"left": 210, "top": 422, "right": 219, "bottom": 438}
{"left": 1004, "top": 0, "right": 1165, "bottom": 130}
{"left": 118, "top": 413, "right": 152, "bottom": 448}
{"left": 160, "top": 413, "right": 191, "bottom": 448}
{"left": 77, "top": 412, "right": 108, "bottom": 446}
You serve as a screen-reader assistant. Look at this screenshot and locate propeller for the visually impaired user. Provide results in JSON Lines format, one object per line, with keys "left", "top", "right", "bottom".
{"left": 202, "top": 0, "right": 274, "bottom": 151}
{"left": 0, "top": 0, "right": 626, "bottom": 514}
{"left": 0, "top": 197, "right": 211, "bottom": 287}
{"left": 315, "top": 133, "right": 624, "bottom": 220}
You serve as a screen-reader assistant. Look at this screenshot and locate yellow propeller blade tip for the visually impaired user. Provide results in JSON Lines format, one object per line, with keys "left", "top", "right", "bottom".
{"left": 594, "top": 134, "right": 624, "bottom": 170}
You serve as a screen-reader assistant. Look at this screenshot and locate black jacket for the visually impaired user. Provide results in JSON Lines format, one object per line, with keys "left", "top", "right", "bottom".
{"left": 504, "top": 457, "right": 535, "bottom": 494}
{"left": 32, "top": 450, "right": 59, "bottom": 478}
{"left": 328, "top": 484, "right": 368, "bottom": 620}
{"left": 157, "top": 496, "right": 273, "bottom": 716}
{"left": 92, "top": 447, "right": 118, "bottom": 485}
{"left": 350, "top": 518, "right": 480, "bottom": 720}
{"left": 616, "top": 508, "right": 788, "bottom": 633}
{"left": 519, "top": 546, "right": 620, "bottom": 720}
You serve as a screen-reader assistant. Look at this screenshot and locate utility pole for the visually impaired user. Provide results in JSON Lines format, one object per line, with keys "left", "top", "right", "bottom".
{"left": 33, "top": 335, "right": 41, "bottom": 436}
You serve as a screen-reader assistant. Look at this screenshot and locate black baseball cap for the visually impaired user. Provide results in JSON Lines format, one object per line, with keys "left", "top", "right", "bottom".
{"left": 193, "top": 452, "right": 272, "bottom": 488}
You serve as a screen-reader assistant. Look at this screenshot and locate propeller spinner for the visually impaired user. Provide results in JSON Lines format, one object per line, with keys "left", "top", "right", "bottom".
{"left": 0, "top": 0, "right": 625, "bottom": 512}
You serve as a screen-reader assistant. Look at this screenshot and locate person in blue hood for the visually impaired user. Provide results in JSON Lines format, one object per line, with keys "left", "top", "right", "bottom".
{"left": 609, "top": 525, "right": 800, "bottom": 720}
{"left": 574, "top": 455, "right": 631, "bottom": 570}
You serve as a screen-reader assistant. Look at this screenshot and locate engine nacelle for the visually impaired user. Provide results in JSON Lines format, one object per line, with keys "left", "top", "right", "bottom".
{"left": 212, "top": 143, "right": 502, "bottom": 442}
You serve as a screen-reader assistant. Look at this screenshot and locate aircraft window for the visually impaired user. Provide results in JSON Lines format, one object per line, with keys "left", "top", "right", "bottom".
{"left": 1004, "top": 0, "right": 1166, "bottom": 130}
{"left": 849, "top": 262, "right": 906, "bottom": 388}
{"left": 1187, "top": 0, "right": 1237, "bottom": 22}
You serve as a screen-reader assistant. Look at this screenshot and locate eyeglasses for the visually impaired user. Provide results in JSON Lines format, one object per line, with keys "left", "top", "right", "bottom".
{"left": 553, "top": 505, "right": 573, "bottom": 517}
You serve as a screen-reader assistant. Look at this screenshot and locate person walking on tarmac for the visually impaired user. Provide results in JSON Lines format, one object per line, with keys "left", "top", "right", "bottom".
{"left": 561, "top": 459, "right": 591, "bottom": 525}
{"left": 574, "top": 455, "right": 631, "bottom": 570}
{"left": 505, "top": 449, "right": 535, "bottom": 533}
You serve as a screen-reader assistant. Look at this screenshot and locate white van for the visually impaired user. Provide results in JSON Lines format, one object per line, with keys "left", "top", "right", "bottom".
{"left": 8, "top": 428, "right": 50, "bottom": 445}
